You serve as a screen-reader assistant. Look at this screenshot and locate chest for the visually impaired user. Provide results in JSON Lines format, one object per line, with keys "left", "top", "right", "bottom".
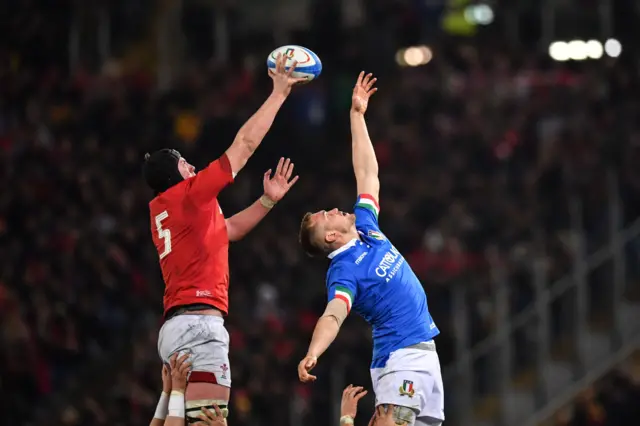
{"left": 358, "top": 243, "right": 404, "bottom": 281}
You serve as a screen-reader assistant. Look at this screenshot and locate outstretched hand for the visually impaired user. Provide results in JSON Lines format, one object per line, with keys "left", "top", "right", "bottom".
{"left": 340, "top": 384, "right": 368, "bottom": 420}
{"left": 297, "top": 354, "right": 318, "bottom": 383}
{"left": 263, "top": 157, "right": 299, "bottom": 203}
{"left": 351, "top": 71, "right": 378, "bottom": 115}
{"left": 269, "top": 53, "right": 307, "bottom": 97}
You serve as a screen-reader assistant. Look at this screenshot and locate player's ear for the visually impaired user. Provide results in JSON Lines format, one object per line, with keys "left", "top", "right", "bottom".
{"left": 325, "top": 231, "right": 337, "bottom": 244}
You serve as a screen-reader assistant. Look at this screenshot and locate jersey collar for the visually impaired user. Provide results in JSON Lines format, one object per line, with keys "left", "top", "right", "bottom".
{"left": 327, "top": 238, "right": 358, "bottom": 259}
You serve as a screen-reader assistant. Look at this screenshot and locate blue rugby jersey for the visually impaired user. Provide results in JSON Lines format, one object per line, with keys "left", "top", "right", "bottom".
{"left": 326, "top": 194, "right": 440, "bottom": 368}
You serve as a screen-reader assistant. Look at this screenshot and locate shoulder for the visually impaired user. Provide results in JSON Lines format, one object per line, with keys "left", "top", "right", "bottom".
{"left": 326, "top": 261, "right": 356, "bottom": 284}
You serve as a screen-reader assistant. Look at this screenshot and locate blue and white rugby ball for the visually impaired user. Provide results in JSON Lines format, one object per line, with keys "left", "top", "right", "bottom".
{"left": 266, "top": 45, "right": 322, "bottom": 82}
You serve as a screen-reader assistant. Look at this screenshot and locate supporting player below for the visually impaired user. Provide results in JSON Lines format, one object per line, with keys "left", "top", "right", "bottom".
{"left": 151, "top": 360, "right": 402, "bottom": 426}
{"left": 151, "top": 353, "right": 227, "bottom": 426}
{"left": 296, "top": 72, "right": 444, "bottom": 426}
{"left": 144, "top": 52, "right": 303, "bottom": 424}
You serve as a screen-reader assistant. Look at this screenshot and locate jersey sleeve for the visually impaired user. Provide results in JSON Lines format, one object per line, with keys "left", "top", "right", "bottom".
{"left": 185, "top": 154, "right": 234, "bottom": 208}
{"left": 354, "top": 193, "right": 381, "bottom": 233}
{"left": 326, "top": 265, "right": 358, "bottom": 314}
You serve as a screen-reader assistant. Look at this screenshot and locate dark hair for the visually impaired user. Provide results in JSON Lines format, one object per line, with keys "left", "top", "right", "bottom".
{"left": 142, "top": 149, "right": 184, "bottom": 193}
{"left": 298, "top": 212, "right": 326, "bottom": 257}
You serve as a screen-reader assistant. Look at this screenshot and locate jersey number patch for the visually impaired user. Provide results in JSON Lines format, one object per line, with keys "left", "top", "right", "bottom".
{"left": 155, "top": 211, "right": 172, "bottom": 259}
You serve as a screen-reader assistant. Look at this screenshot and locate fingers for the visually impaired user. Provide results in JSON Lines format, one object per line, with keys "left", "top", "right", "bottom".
{"left": 286, "top": 60, "right": 299, "bottom": 77}
{"left": 284, "top": 159, "right": 294, "bottom": 180}
{"left": 213, "top": 404, "right": 223, "bottom": 418}
{"left": 276, "top": 53, "right": 284, "bottom": 74}
{"left": 354, "top": 389, "right": 368, "bottom": 401}
{"left": 343, "top": 384, "right": 353, "bottom": 395}
{"left": 275, "top": 157, "right": 284, "bottom": 176}
{"left": 364, "top": 73, "right": 376, "bottom": 90}
{"left": 288, "top": 175, "right": 299, "bottom": 187}
{"left": 200, "top": 407, "right": 215, "bottom": 421}
{"left": 263, "top": 169, "right": 272, "bottom": 183}
{"left": 356, "top": 71, "right": 364, "bottom": 87}
{"left": 169, "top": 353, "right": 178, "bottom": 370}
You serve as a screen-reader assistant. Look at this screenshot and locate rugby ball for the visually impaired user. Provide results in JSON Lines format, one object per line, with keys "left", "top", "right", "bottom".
{"left": 266, "top": 45, "right": 322, "bottom": 82}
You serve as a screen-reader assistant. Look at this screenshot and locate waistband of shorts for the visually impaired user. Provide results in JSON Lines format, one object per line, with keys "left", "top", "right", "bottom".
{"left": 405, "top": 340, "right": 436, "bottom": 351}
{"left": 164, "top": 304, "right": 222, "bottom": 322}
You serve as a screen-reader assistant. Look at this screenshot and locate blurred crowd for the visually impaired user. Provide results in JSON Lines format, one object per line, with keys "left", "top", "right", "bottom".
{"left": 553, "top": 355, "right": 640, "bottom": 426}
{"left": 2, "top": 1, "right": 640, "bottom": 426}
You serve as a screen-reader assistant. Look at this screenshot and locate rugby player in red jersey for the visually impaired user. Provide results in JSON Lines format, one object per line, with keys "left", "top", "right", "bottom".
{"left": 142, "top": 53, "right": 302, "bottom": 424}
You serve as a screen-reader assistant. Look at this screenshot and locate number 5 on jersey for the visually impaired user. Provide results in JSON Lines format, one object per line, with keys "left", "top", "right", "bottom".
{"left": 155, "top": 211, "right": 172, "bottom": 259}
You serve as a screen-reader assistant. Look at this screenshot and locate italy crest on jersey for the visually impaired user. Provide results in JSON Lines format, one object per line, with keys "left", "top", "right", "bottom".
{"left": 399, "top": 380, "right": 415, "bottom": 397}
{"left": 367, "top": 230, "right": 386, "bottom": 241}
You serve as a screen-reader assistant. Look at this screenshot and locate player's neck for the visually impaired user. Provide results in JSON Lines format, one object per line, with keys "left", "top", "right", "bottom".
{"left": 334, "top": 229, "right": 360, "bottom": 248}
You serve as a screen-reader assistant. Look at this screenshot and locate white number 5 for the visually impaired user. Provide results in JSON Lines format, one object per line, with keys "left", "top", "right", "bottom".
{"left": 155, "top": 211, "right": 172, "bottom": 259}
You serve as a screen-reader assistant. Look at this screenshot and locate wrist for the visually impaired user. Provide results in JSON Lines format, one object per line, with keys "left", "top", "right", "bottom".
{"left": 168, "top": 390, "right": 185, "bottom": 418}
{"left": 154, "top": 391, "right": 170, "bottom": 420}
{"left": 340, "top": 415, "right": 355, "bottom": 425}
{"left": 270, "top": 90, "right": 288, "bottom": 101}
{"left": 260, "top": 194, "right": 277, "bottom": 209}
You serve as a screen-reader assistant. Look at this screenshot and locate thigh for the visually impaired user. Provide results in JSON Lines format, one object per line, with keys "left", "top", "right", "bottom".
{"left": 158, "top": 315, "right": 231, "bottom": 387}
{"left": 373, "top": 369, "right": 444, "bottom": 424}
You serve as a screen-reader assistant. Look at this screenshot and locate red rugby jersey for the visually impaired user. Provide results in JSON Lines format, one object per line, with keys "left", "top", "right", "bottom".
{"left": 149, "top": 154, "right": 234, "bottom": 316}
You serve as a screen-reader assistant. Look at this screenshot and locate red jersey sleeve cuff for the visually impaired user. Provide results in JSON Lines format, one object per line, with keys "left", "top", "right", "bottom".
{"left": 218, "top": 153, "right": 235, "bottom": 180}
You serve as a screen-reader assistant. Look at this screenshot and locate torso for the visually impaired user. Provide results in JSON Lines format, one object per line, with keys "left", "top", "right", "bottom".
{"left": 149, "top": 180, "right": 230, "bottom": 316}
{"left": 328, "top": 234, "right": 440, "bottom": 368}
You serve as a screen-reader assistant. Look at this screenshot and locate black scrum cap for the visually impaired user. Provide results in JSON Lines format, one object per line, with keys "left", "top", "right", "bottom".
{"left": 142, "top": 149, "right": 184, "bottom": 193}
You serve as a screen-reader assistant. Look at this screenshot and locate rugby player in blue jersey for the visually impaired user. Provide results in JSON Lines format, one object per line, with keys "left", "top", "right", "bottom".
{"left": 297, "top": 72, "right": 445, "bottom": 426}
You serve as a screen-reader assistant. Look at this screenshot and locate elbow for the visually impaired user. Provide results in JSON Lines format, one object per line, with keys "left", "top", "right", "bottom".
{"left": 236, "top": 132, "right": 259, "bottom": 155}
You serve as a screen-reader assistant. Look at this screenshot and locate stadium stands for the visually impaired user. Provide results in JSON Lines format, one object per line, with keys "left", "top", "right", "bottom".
{"left": 2, "top": 1, "right": 639, "bottom": 426}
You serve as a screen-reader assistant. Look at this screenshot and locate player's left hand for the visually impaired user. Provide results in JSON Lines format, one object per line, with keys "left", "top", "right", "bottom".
{"left": 194, "top": 405, "right": 226, "bottom": 425}
{"left": 340, "top": 384, "right": 368, "bottom": 419}
{"left": 298, "top": 354, "right": 318, "bottom": 383}
{"left": 263, "top": 157, "right": 299, "bottom": 203}
{"left": 161, "top": 363, "right": 172, "bottom": 394}
{"left": 351, "top": 71, "right": 378, "bottom": 115}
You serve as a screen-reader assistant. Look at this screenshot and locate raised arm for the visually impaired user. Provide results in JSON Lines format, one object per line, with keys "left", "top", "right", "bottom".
{"left": 350, "top": 72, "right": 379, "bottom": 201}
{"left": 225, "top": 54, "right": 305, "bottom": 175}
{"left": 225, "top": 157, "right": 299, "bottom": 242}
{"left": 298, "top": 270, "right": 356, "bottom": 383}
{"left": 187, "top": 56, "right": 303, "bottom": 207}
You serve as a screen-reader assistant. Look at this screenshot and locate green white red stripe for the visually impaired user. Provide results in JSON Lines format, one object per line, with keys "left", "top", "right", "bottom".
{"left": 356, "top": 194, "right": 380, "bottom": 218}
{"left": 334, "top": 286, "right": 353, "bottom": 312}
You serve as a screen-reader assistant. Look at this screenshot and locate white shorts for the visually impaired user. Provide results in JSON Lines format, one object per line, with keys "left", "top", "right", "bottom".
{"left": 370, "top": 342, "right": 445, "bottom": 426}
{"left": 158, "top": 314, "right": 231, "bottom": 387}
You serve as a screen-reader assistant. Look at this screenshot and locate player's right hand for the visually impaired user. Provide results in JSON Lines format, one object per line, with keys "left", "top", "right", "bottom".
{"left": 169, "top": 352, "right": 192, "bottom": 393}
{"left": 194, "top": 405, "right": 226, "bottom": 425}
{"left": 351, "top": 71, "right": 378, "bottom": 115}
{"left": 370, "top": 404, "right": 408, "bottom": 426}
{"left": 269, "top": 53, "right": 306, "bottom": 97}
{"left": 340, "top": 384, "right": 368, "bottom": 419}
{"left": 297, "top": 355, "right": 318, "bottom": 383}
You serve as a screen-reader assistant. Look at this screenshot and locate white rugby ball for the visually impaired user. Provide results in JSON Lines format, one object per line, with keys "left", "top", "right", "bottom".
{"left": 266, "top": 45, "right": 322, "bottom": 82}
